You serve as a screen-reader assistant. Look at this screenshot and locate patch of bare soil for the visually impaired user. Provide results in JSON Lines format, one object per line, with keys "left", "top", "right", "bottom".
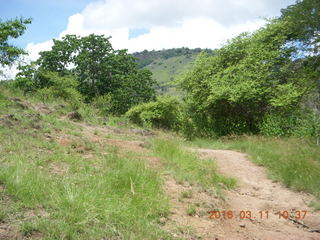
{"left": 162, "top": 176, "right": 225, "bottom": 240}
{"left": 73, "top": 121, "right": 148, "bottom": 153}
{"left": 195, "top": 149, "right": 320, "bottom": 240}
{"left": 47, "top": 162, "right": 69, "bottom": 175}
{"left": 0, "top": 223, "right": 17, "bottom": 240}
{"left": 0, "top": 184, "right": 18, "bottom": 240}
{"left": 33, "top": 104, "right": 54, "bottom": 115}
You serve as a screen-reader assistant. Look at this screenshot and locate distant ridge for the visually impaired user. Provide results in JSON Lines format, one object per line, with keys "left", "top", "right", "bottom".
{"left": 132, "top": 48, "right": 214, "bottom": 95}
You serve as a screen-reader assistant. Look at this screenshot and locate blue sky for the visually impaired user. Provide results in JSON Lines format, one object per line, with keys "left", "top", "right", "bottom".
{"left": 0, "top": 0, "right": 296, "bottom": 79}
{"left": 0, "top": 0, "right": 93, "bottom": 47}
{"left": 1, "top": 0, "right": 296, "bottom": 59}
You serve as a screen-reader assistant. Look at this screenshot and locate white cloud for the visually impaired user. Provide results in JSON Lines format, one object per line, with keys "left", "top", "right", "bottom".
{"left": 3, "top": 0, "right": 296, "bottom": 80}
{"left": 25, "top": 40, "right": 54, "bottom": 62}
{"left": 57, "top": 0, "right": 295, "bottom": 52}
{"left": 80, "top": 0, "right": 294, "bottom": 29}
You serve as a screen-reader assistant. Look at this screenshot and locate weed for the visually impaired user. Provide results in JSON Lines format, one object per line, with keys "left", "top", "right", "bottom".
{"left": 186, "top": 205, "right": 197, "bottom": 216}
{"left": 181, "top": 190, "right": 193, "bottom": 199}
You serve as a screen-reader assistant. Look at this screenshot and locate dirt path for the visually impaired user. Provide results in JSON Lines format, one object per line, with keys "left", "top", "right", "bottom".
{"left": 58, "top": 118, "right": 320, "bottom": 239}
{"left": 196, "top": 149, "right": 320, "bottom": 240}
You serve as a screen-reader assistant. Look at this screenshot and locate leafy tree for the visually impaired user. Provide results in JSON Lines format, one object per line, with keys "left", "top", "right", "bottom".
{"left": 280, "top": 0, "right": 319, "bottom": 56}
{"left": 19, "top": 34, "right": 156, "bottom": 114}
{"left": 180, "top": 18, "right": 314, "bottom": 136}
{"left": 0, "top": 17, "right": 31, "bottom": 70}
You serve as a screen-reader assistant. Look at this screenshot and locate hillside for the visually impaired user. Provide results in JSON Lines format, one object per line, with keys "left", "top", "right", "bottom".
{"left": 1, "top": 1, "right": 320, "bottom": 238}
{"left": 132, "top": 48, "right": 214, "bottom": 95}
{"left": 1, "top": 85, "right": 320, "bottom": 240}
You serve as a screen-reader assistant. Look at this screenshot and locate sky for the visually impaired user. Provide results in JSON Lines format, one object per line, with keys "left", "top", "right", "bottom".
{"left": 1, "top": 0, "right": 296, "bottom": 78}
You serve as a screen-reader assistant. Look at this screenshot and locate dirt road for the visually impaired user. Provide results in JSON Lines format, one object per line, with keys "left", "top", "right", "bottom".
{"left": 196, "top": 149, "right": 320, "bottom": 240}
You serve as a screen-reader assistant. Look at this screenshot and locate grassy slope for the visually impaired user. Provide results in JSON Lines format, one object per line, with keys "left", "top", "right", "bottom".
{"left": 0, "top": 89, "right": 171, "bottom": 239}
{"left": 0, "top": 86, "right": 235, "bottom": 239}
{"left": 145, "top": 55, "right": 197, "bottom": 96}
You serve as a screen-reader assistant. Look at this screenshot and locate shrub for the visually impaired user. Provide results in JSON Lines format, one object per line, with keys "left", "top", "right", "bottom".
{"left": 92, "top": 94, "right": 113, "bottom": 115}
{"left": 126, "top": 96, "right": 180, "bottom": 129}
{"left": 259, "top": 109, "right": 320, "bottom": 138}
{"left": 35, "top": 72, "right": 83, "bottom": 109}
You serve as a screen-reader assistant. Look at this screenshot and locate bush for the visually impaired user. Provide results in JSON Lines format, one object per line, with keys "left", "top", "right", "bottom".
{"left": 260, "top": 109, "right": 320, "bottom": 138}
{"left": 35, "top": 72, "right": 83, "bottom": 109}
{"left": 92, "top": 94, "right": 113, "bottom": 115}
{"left": 126, "top": 96, "right": 180, "bottom": 129}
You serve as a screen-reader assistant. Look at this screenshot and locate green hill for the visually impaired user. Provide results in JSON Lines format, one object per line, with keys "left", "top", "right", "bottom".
{"left": 132, "top": 48, "right": 214, "bottom": 95}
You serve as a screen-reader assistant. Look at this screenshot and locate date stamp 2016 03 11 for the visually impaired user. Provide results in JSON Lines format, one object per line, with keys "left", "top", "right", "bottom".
{"left": 208, "top": 210, "right": 307, "bottom": 220}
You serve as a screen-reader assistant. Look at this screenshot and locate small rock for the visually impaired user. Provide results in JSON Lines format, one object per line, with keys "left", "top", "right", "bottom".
{"left": 253, "top": 186, "right": 260, "bottom": 191}
{"left": 67, "top": 112, "right": 82, "bottom": 120}
{"left": 159, "top": 217, "right": 167, "bottom": 225}
{"left": 239, "top": 224, "right": 246, "bottom": 228}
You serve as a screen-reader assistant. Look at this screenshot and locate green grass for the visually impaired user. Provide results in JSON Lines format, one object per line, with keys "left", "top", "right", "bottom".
{"left": 190, "top": 136, "right": 320, "bottom": 206}
{"left": 152, "top": 138, "right": 237, "bottom": 190}
{"left": 0, "top": 89, "right": 173, "bottom": 239}
{"left": 186, "top": 205, "right": 197, "bottom": 216}
{"left": 145, "top": 55, "right": 197, "bottom": 95}
{"left": 0, "top": 128, "right": 172, "bottom": 239}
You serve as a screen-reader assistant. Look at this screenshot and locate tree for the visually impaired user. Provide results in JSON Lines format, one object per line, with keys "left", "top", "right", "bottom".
{"left": 0, "top": 17, "right": 31, "bottom": 67}
{"left": 280, "top": 0, "right": 320, "bottom": 56}
{"left": 180, "top": 18, "right": 314, "bottom": 136}
{"left": 19, "top": 34, "right": 156, "bottom": 114}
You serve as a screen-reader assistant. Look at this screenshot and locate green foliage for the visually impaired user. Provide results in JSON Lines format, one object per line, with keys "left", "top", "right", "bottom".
{"left": 280, "top": 0, "right": 320, "bottom": 56}
{"left": 0, "top": 17, "right": 31, "bottom": 68}
{"left": 92, "top": 94, "right": 113, "bottom": 115}
{"left": 126, "top": 96, "right": 181, "bottom": 129}
{"left": 17, "top": 34, "right": 156, "bottom": 114}
{"left": 132, "top": 48, "right": 215, "bottom": 96}
{"left": 180, "top": 4, "right": 318, "bottom": 137}
{"left": 259, "top": 109, "right": 320, "bottom": 137}
{"left": 35, "top": 72, "right": 83, "bottom": 109}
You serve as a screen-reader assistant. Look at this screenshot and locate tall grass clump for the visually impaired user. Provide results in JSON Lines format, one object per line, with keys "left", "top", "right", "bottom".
{"left": 0, "top": 120, "right": 171, "bottom": 239}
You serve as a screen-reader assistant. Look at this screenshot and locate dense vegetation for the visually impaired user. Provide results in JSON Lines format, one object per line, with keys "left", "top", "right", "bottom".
{"left": 2, "top": 1, "right": 319, "bottom": 140}
{"left": 15, "top": 34, "right": 156, "bottom": 114}
{"left": 128, "top": 0, "right": 320, "bottom": 141}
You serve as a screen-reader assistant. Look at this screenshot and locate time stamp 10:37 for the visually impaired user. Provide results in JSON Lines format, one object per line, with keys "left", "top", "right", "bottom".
{"left": 208, "top": 210, "right": 308, "bottom": 220}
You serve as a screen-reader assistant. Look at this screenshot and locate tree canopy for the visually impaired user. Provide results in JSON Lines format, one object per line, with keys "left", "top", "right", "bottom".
{"left": 0, "top": 17, "right": 31, "bottom": 68}
{"left": 179, "top": 0, "right": 319, "bottom": 137}
{"left": 17, "top": 34, "right": 156, "bottom": 114}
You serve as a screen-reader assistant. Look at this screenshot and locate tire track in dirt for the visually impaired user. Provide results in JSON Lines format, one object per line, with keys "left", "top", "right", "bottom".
{"left": 196, "top": 149, "right": 320, "bottom": 240}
